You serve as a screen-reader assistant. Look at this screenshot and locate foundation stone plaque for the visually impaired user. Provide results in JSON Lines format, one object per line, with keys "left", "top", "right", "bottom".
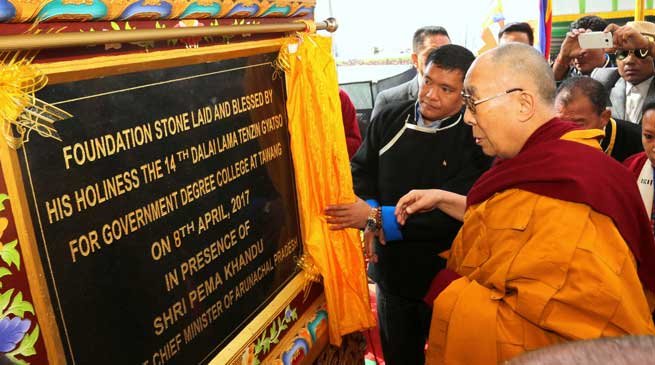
{"left": 19, "top": 52, "right": 302, "bottom": 365}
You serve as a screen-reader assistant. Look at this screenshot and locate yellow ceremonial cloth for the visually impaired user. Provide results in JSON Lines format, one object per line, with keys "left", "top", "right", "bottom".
{"left": 426, "top": 131, "right": 655, "bottom": 365}
{"left": 281, "top": 34, "right": 376, "bottom": 345}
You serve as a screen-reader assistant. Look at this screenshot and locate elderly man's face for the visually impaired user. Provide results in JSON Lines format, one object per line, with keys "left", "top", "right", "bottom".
{"left": 418, "top": 63, "right": 464, "bottom": 121}
{"left": 555, "top": 92, "right": 609, "bottom": 130}
{"left": 414, "top": 34, "right": 451, "bottom": 77}
{"left": 463, "top": 60, "right": 524, "bottom": 158}
{"left": 617, "top": 51, "right": 655, "bottom": 85}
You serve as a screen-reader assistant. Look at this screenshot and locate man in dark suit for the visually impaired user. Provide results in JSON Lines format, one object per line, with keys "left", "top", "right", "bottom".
{"left": 370, "top": 26, "right": 450, "bottom": 120}
{"left": 556, "top": 76, "right": 642, "bottom": 161}
{"left": 591, "top": 22, "right": 655, "bottom": 124}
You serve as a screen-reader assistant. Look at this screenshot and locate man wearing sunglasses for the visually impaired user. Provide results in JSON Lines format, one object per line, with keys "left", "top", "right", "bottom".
{"left": 327, "top": 45, "right": 491, "bottom": 365}
{"left": 609, "top": 45, "right": 655, "bottom": 124}
{"left": 393, "top": 44, "right": 655, "bottom": 365}
{"left": 593, "top": 22, "right": 655, "bottom": 124}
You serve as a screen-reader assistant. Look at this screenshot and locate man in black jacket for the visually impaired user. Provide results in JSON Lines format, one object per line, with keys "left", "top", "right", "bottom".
{"left": 325, "top": 45, "right": 492, "bottom": 365}
{"left": 556, "top": 76, "right": 642, "bottom": 161}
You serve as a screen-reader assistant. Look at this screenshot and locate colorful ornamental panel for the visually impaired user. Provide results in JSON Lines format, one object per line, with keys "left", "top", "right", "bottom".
{"left": 0, "top": 171, "right": 49, "bottom": 365}
{"left": 0, "top": 0, "right": 315, "bottom": 23}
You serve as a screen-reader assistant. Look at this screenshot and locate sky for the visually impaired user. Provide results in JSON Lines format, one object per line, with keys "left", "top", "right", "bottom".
{"left": 314, "top": 0, "right": 542, "bottom": 59}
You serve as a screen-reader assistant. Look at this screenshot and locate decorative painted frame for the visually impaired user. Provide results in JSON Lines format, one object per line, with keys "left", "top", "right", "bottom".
{"left": 0, "top": 165, "right": 49, "bottom": 365}
{"left": 0, "top": 35, "right": 328, "bottom": 364}
{"left": 0, "top": 0, "right": 315, "bottom": 23}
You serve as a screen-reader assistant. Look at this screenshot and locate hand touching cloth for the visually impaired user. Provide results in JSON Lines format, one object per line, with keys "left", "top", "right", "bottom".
{"left": 279, "top": 33, "right": 376, "bottom": 345}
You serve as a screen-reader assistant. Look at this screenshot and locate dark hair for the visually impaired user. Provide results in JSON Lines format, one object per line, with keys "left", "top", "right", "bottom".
{"left": 498, "top": 22, "right": 534, "bottom": 46}
{"left": 425, "top": 44, "right": 475, "bottom": 79}
{"left": 412, "top": 26, "right": 450, "bottom": 53}
{"left": 642, "top": 101, "right": 655, "bottom": 118}
{"left": 556, "top": 76, "right": 608, "bottom": 115}
{"left": 570, "top": 15, "right": 609, "bottom": 32}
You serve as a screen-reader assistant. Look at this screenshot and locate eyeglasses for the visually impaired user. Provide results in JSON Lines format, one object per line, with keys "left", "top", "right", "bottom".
{"left": 461, "top": 88, "right": 523, "bottom": 114}
{"left": 616, "top": 48, "right": 651, "bottom": 61}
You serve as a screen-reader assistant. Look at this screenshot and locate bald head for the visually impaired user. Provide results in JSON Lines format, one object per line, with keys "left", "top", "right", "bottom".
{"left": 463, "top": 43, "right": 557, "bottom": 159}
{"left": 472, "top": 43, "right": 556, "bottom": 105}
{"left": 508, "top": 336, "right": 655, "bottom": 365}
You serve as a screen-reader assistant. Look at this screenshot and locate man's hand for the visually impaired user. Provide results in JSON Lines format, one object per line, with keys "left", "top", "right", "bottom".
{"left": 553, "top": 28, "right": 589, "bottom": 81}
{"left": 363, "top": 224, "right": 385, "bottom": 263}
{"left": 395, "top": 189, "right": 443, "bottom": 225}
{"left": 325, "top": 197, "right": 371, "bottom": 230}
{"left": 559, "top": 28, "right": 588, "bottom": 60}
{"left": 605, "top": 23, "right": 650, "bottom": 50}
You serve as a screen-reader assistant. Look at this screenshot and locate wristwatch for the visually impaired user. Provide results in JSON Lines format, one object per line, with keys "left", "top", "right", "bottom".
{"left": 365, "top": 207, "right": 381, "bottom": 231}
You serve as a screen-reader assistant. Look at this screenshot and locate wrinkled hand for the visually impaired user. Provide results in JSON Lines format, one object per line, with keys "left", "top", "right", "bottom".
{"left": 605, "top": 23, "right": 650, "bottom": 50}
{"left": 324, "top": 197, "right": 370, "bottom": 230}
{"left": 363, "top": 225, "right": 385, "bottom": 263}
{"left": 395, "top": 189, "right": 442, "bottom": 225}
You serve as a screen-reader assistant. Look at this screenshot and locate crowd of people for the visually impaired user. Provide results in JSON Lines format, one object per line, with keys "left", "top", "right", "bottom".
{"left": 327, "top": 16, "right": 655, "bottom": 365}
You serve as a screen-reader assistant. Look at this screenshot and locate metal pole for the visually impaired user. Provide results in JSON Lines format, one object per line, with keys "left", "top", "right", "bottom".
{"left": 636, "top": 0, "right": 645, "bottom": 20}
{"left": 0, "top": 18, "right": 338, "bottom": 51}
{"left": 326, "top": 0, "right": 338, "bottom": 57}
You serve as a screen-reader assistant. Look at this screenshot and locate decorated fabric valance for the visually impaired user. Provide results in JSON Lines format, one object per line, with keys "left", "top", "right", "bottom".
{"left": 0, "top": 0, "right": 315, "bottom": 23}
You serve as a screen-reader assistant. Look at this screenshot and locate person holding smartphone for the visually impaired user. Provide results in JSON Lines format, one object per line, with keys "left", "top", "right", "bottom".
{"left": 553, "top": 16, "right": 615, "bottom": 83}
{"left": 606, "top": 21, "right": 655, "bottom": 55}
{"left": 592, "top": 22, "right": 655, "bottom": 124}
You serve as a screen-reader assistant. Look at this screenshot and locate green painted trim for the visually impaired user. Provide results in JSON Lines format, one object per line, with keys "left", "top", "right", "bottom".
{"left": 649, "top": 0, "right": 654, "bottom": 10}
{"left": 554, "top": 10, "right": 655, "bottom": 22}
{"left": 612, "top": 0, "right": 619, "bottom": 11}
{"left": 553, "top": 21, "right": 572, "bottom": 26}
{"left": 552, "top": 28, "right": 569, "bottom": 38}
{"left": 579, "top": 0, "right": 586, "bottom": 14}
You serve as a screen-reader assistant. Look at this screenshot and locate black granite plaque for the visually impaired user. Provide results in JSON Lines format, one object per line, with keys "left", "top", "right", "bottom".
{"left": 19, "top": 52, "right": 302, "bottom": 365}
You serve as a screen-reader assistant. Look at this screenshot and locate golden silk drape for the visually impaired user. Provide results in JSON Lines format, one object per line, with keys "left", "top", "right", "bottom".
{"left": 279, "top": 33, "right": 375, "bottom": 345}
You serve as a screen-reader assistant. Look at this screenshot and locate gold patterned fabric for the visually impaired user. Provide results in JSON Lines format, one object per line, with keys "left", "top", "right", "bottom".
{"left": 0, "top": 50, "right": 70, "bottom": 149}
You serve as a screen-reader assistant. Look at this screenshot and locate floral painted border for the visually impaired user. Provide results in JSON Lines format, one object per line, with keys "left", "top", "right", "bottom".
{"left": 0, "top": 0, "right": 315, "bottom": 24}
{"left": 0, "top": 177, "right": 48, "bottom": 364}
{"left": 231, "top": 283, "right": 322, "bottom": 365}
{"left": 240, "top": 305, "right": 298, "bottom": 365}
{"left": 255, "top": 301, "right": 327, "bottom": 365}
{"left": 75, "top": 18, "right": 266, "bottom": 51}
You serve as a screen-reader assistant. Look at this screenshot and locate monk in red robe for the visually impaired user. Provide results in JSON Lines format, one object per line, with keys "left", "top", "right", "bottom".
{"left": 624, "top": 102, "right": 655, "bottom": 232}
{"left": 624, "top": 102, "right": 655, "bottom": 312}
{"left": 396, "top": 43, "right": 655, "bottom": 364}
